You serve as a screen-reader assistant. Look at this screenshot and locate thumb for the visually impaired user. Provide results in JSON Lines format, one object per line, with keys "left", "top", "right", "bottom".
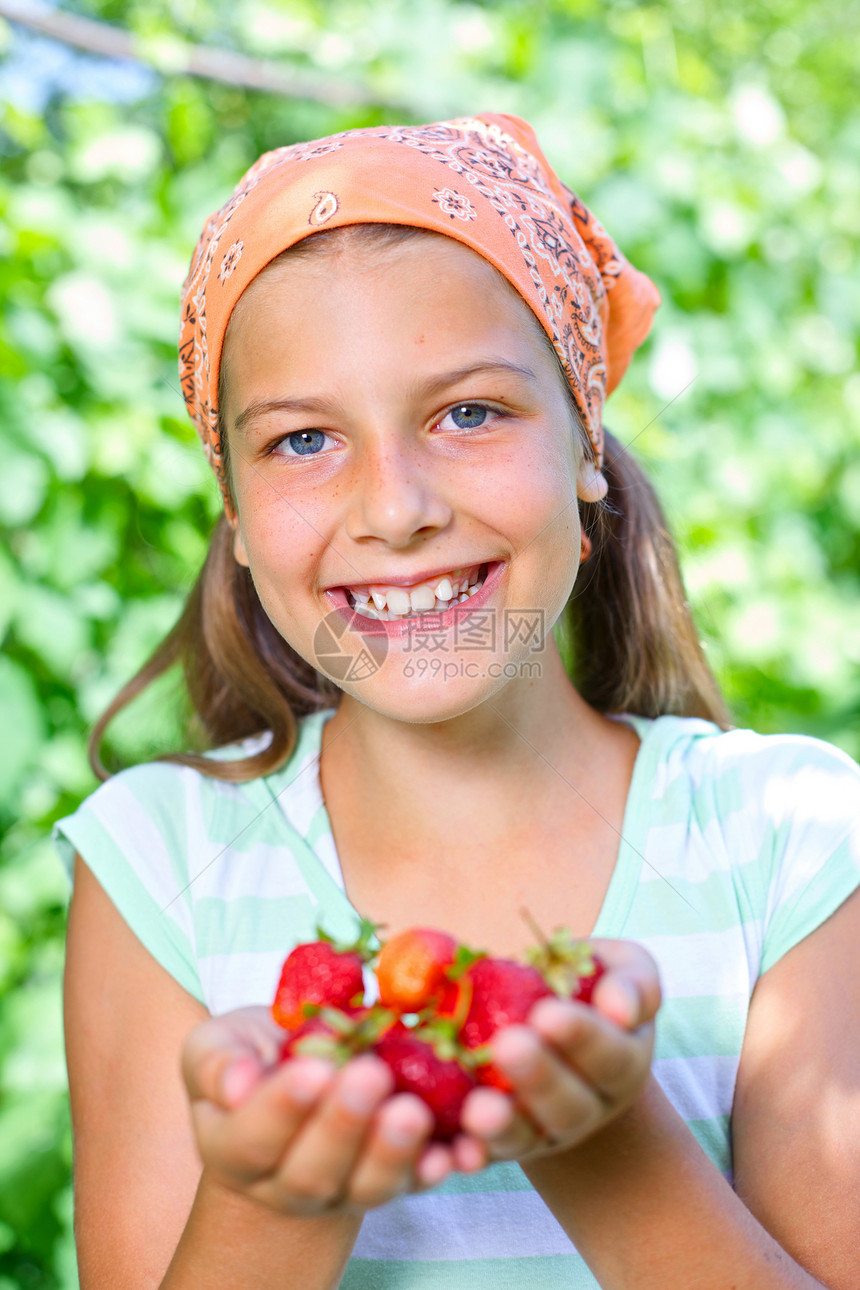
{"left": 181, "top": 1008, "right": 281, "bottom": 1107}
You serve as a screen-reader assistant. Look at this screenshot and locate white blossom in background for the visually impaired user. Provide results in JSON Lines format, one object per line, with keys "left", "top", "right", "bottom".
{"left": 731, "top": 84, "right": 786, "bottom": 146}
{"left": 648, "top": 335, "right": 697, "bottom": 402}
{"left": 48, "top": 273, "right": 118, "bottom": 348}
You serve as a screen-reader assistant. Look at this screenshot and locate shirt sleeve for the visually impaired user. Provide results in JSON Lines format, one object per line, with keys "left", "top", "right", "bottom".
{"left": 54, "top": 762, "right": 206, "bottom": 1003}
{"left": 758, "top": 737, "right": 860, "bottom": 974}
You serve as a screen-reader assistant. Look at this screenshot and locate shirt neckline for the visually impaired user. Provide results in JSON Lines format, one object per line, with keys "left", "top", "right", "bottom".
{"left": 278, "top": 707, "right": 663, "bottom": 940}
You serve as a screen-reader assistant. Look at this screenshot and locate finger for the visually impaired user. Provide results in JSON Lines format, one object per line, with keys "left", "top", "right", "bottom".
{"left": 193, "top": 1056, "right": 336, "bottom": 1184}
{"left": 459, "top": 1085, "right": 543, "bottom": 1161}
{"left": 264, "top": 1056, "right": 394, "bottom": 1214}
{"left": 182, "top": 1007, "right": 285, "bottom": 1106}
{"left": 488, "top": 1025, "right": 604, "bottom": 1146}
{"left": 416, "top": 1143, "right": 456, "bottom": 1189}
{"left": 528, "top": 997, "right": 654, "bottom": 1102}
{"left": 345, "top": 1094, "right": 435, "bottom": 1209}
{"left": 449, "top": 1134, "right": 488, "bottom": 1175}
{"left": 589, "top": 940, "right": 662, "bottom": 1028}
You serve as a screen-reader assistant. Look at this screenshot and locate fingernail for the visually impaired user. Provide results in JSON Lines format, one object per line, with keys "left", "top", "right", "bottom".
{"left": 532, "top": 996, "right": 577, "bottom": 1035}
{"left": 604, "top": 980, "right": 638, "bottom": 1028}
{"left": 417, "top": 1147, "right": 450, "bottom": 1186}
{"left": 383, "top": 1118, "right": 422, "bottom": 1149}
{"left": 492, "top": 1029, "right": 539, "bottom": 1075}
{"left": 340, "top": 1084, "right": 383, "bottom": 1115}
{"left": 287, "top": 1059, "right": 334, "bottom": 1105}
{"left": 337, "top": 1064, "right": 389, "bottom": 1115}
{"left": 219, "top": 1057, "right": 258, "bottom": 1106}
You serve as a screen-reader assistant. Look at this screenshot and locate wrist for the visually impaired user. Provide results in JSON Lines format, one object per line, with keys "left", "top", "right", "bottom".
{"left": 520, "top": 1078, "right": 659, "bottom": 1192}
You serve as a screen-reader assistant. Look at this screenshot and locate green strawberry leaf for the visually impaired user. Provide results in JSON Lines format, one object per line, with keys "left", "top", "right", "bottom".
{"left": 316, "top": 916, "right": 384, "bottom": 961}
{"left": 446, "top": 944, "right": 487, "bottom": 981}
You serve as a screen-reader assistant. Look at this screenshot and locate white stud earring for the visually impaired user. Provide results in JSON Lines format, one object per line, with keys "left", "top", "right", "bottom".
{"left": 577, "top": 462, "right": 608, "bottom": 503}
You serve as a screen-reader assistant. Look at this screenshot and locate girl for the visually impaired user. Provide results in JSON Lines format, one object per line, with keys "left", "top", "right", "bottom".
{"left": 56, "top": 115, "right": 860, "bottom": 1289}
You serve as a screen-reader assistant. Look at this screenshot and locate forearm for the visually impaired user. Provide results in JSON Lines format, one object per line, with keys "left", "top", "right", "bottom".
{"left": 523, "top": 1079, "right": 826, "bottom": 1290}
{"left": 159, "top": 1170, "right": 362, "bottom": 1290}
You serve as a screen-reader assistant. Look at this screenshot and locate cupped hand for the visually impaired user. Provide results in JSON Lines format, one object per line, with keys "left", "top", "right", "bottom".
{"left": 459, "top": 937, "right": 661, "bottom": 1164}
{"left": 181, "top": 1006, "right": 462, "bottom": 1217}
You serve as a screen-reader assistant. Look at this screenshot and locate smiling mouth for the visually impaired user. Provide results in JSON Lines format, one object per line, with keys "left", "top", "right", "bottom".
{"left": 342, "top": 563, "right": 489, "bottom": 621}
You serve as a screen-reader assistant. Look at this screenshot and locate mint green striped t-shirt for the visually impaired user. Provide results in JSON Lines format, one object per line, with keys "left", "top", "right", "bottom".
{"left": 54, "top": 711, "right": 860, "bottom": 1288}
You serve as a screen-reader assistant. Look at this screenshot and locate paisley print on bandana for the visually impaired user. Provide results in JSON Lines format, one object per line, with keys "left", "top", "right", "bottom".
{"left": 218, "top": 241, "right": 243, "bottom": 283}
{"left": 432, "top": 187, "right": 478, "bottom": 221}
{"left": 178, "top": 114, "right": 660, "bottom": 505}
{"left": 309, "top": 191, "right": 339, "bottom": 226}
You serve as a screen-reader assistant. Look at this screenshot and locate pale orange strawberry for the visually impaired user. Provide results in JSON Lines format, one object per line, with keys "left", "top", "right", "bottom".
{"left": 376, "top": 928, "right": 459, "bottom": 1012}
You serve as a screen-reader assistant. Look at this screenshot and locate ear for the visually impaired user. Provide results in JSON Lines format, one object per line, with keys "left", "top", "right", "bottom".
{"left": 229, "top": 511, "right": 250, "bottom": 568}
{"left": 576, "top": 459, "right": 608, "bottom": 503}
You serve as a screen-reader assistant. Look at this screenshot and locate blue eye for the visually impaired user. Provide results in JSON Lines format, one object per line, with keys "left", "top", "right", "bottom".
{"left": 448, "top": 404, "right": 488, "bottom": 429}
{"left": 285, "top": 430, "right": 327, "bottom": 455}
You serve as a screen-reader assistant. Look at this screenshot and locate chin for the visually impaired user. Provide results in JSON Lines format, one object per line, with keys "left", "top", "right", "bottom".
{"left": 337, "top": 667, "right": 514, "bottom": 726}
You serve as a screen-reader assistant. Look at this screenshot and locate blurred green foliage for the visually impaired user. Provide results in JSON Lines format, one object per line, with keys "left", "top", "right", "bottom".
{"left": 0, "top": 0, "right": 858, "bottom": 1283}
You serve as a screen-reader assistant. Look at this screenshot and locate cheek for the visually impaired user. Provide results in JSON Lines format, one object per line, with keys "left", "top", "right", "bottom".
{"left": 505, "top": 431, "right": 580, "bottom": 532}
{"left": 233, "top": 494, "right": 322, "bottom": 622}
{"left": 234, "top": 471, "right": 318, "bottom": 560}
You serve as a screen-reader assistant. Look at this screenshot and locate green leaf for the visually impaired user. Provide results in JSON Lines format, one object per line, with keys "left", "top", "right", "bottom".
{"left": 0, "top": 658, "right": 44, "bottom": 808}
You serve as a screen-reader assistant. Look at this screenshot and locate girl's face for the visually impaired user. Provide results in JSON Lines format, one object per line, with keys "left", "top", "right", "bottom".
{"left": 223, "top": 234, "right": 591, "bottom": 723}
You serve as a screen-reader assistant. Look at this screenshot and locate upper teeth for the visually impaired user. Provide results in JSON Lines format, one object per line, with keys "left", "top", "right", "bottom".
{"left": 347, "top": 565, "right": 485, "bottom": 619}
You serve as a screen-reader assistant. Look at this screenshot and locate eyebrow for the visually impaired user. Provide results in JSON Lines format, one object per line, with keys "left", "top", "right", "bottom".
{"left": 231, "top": 359, "right": 538, "bottom": 438}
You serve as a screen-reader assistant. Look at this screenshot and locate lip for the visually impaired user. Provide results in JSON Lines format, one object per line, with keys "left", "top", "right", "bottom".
{"left": 325, "top": 561, "right": 485, "bottom": 593}
{"left": 325, "top": 560, "right": 506, "bottom": 638}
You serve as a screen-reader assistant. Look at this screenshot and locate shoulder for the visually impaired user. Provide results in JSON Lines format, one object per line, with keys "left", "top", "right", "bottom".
{"left": 53, "top": 710, "right": 342, "bottom": 1010}
{"left": 632, "top": 715, "right": 860, "bottom": 972}
{"left": 56, "top": 709, "right": 335, "bottom": 873}
{"left": 635, "top": 714, "right": 860, "bottom": 828}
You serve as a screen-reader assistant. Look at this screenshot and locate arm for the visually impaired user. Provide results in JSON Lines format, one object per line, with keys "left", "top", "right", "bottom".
{"left": 469, "top": 891, "right": 860, "bottom": 1289}
{"left": 64, "top": 856, "right": 430, "bottom": 1290}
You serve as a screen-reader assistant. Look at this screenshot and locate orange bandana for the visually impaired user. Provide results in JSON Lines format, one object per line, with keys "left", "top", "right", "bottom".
{"left": 179, "top": 113, "right": 659, "bottom": 501}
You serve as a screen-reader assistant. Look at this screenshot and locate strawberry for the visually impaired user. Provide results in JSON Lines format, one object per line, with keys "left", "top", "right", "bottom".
{"left": 524, "top": 926, "right": 606, "bottom": 1004}
{"left": 373, "top": 1021, "right": 476, "bottom": 1141}
{"left": 280, "top": 1004, "right": 395, "bottom": 1064}
{"left": 376, "top": 927, "right": 459, "bottom": 1012}
{"left": 271, "top": 920, "right": 376, "bottom": 1031}
{"left": 458, "top": 957, "right": 553, "bottom": 1049}
{"left": 454, "top": 957, "right": 553, "bottom": 1091}
{"left": 570, "top": 956, "right": 606, "bottom": 1004}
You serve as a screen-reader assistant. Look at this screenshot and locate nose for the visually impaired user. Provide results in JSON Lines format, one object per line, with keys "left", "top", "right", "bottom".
{"left": 344, "top": 440, "right": 453, "bottom": 548}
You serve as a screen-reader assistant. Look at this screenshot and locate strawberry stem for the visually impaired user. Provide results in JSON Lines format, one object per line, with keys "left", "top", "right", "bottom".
{"left": 519, "top": 906, "right": 550, "bottom": 948}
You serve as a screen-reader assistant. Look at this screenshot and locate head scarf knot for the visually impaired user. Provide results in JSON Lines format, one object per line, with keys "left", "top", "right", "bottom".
{"left": 179, "top": 113, "right": 660, "bottom": 501}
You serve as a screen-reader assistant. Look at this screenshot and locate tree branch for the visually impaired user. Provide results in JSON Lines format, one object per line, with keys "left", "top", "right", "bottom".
{"left": 0, "top": 0, "right": 400, "bottom": 109}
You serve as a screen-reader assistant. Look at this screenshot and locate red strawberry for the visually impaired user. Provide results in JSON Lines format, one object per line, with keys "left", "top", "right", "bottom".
{"left": 376, "top": 928, "right": 458, "bottom": 1012}
{"left": 570, "top": 955, "right": 606, "bottom": 1004}
{"left": 271, "top": 921, "right": 376, "bottom": 1031}
{"left": 458, "top": 958, "right": 553, "bottom": 1049}
{"left": 454, "top": 957, "right": 553, "bottom": 1091}
{"left": 524, "top": 926, "right": 606, "bottom": 1004}
{"left": 374, "top": 1021, "right": 476, "bottom": 1141}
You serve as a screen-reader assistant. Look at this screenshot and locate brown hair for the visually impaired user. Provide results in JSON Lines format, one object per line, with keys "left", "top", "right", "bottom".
{"left": 89, "top": 225, "right": 728, "bottom": 781}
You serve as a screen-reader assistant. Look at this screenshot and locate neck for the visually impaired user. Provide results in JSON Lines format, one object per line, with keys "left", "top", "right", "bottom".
{"left": 317, "top": 641, "right": 641, "bottom": 951}
{"left": 320, "top": 642, "right": 615, "bottom": 834}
